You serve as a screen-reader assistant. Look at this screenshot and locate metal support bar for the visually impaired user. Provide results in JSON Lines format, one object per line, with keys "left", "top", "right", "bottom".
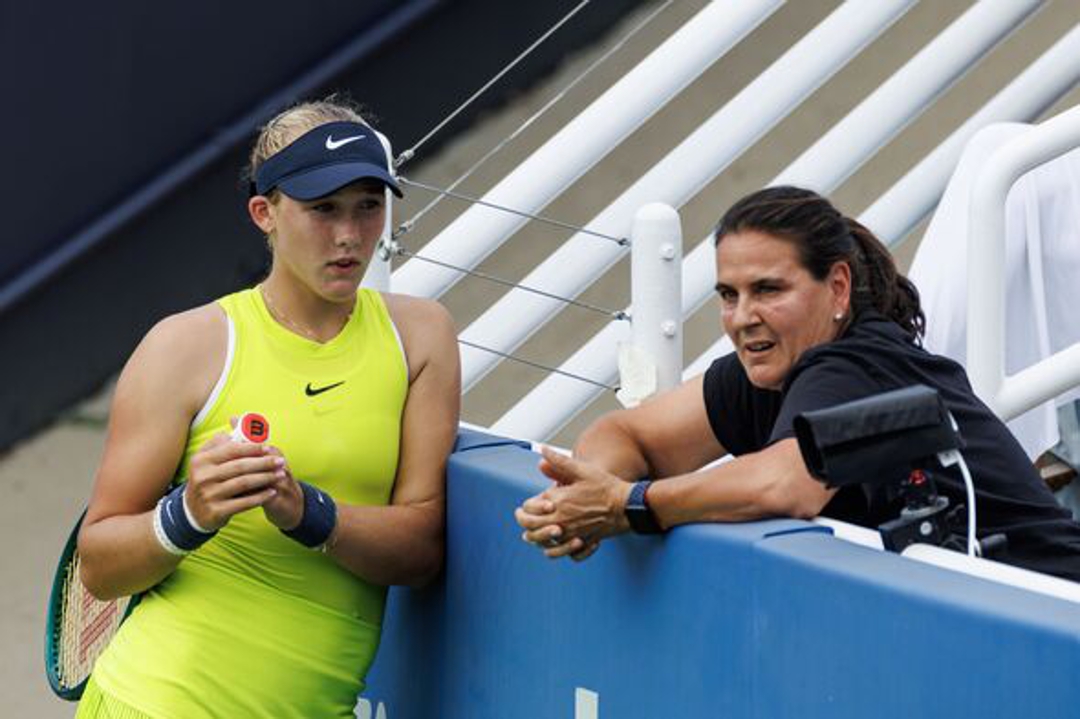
{"left": 617, "top": 204, "right": 683, "bottom": 407}
{"left": 391, "top": 0, "right": 782, "bottom": 300}
{"left": 693, "top": 24, "right": 1080, "bottom": 378}
{"left": 863, "top": 24, "right": 1080, "bottom": 248}
{"left": 778, "top": 0, "right": 1040, "bottom": 191}
{"left": 361, "top": 131, "right": 395, "bottom": 292}
{"left": 967, "top": 104, "right": 1080, "bottom": 419}
{"left": 465, "top": 0, "right": 913, "bottom": 395}
{"left": 493, "top": 0, "right": 1075, "bottom": 441}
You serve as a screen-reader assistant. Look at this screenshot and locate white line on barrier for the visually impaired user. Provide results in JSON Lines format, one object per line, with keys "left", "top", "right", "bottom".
{"left": 576, "top": 687, "right": 599, "bottom": 719}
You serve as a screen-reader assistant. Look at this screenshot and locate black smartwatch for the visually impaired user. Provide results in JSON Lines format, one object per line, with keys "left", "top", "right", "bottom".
{"left": 624, "top": 480, "right": 663, "bottom": 534}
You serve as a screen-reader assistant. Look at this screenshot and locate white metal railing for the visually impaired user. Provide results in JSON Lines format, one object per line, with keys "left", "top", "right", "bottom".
{"left": 861, "top": 23, "right": 1080, "bottom": 248}
{"left": 497, "top": 0, "right": 1063, "bottom": 440}
{"left": 967, "top": 104, "right": 1080, "bottom": 420}
{"left": 361, "top": 131, "right": 396, "bottom": 292}
{"left": 391, "top": 0, "right": 780, "bottom": 299}
{"left": 463, "top": 0, "right": 913, "bottom": 396}
{"left": 688, "top": 16, "right": 1080, "bottom": 379}
{"left": 616, "top": 203, "right": 683, "bottom": 408}
{"left": 777, "top": 0, "right": 1041, "bottom": 191}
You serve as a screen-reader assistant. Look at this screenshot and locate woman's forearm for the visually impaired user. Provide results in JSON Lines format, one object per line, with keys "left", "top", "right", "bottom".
{"left": 326, "top": 501, "right": 444, "bottom": 588}
{"left": 647, "top": 439, "right": 834, "bottom": 529}
{"left": 574, "top": 414, "right": 651, "bottom": 481}
{"left": 78, "top": 512, "right": 184, "bottom": 600}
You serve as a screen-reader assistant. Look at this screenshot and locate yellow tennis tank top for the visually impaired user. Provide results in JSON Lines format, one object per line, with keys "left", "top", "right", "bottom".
{"left": 91, "top": 287, "right": 408, "bottom": 718}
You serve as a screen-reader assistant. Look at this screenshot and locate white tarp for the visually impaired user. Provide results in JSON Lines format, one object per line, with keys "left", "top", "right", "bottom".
{"left": 910, "top": 122, "right": 1080, "bottom": 459}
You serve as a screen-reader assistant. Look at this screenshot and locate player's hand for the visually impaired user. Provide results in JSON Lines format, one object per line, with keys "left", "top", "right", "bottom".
{"left": 259, "top": 445, "right": 305, "bottom": 531}
{"left": 185, "top": 432, "right": 284, "bottom": 531}
{"left": 514, "top": 446, "right": 632, "bottom": 560}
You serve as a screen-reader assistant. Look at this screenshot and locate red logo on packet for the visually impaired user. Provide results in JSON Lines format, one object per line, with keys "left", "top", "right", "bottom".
{"left": 233, "top": 412, "right": 270, "bottom": 444}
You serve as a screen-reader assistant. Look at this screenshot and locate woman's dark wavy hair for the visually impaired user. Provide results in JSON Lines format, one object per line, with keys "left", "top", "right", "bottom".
{"left": 714, "top": 185, "right": 925, "bottom": 342}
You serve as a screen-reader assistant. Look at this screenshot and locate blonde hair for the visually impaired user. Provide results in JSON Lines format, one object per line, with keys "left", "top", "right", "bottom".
{"left": 248, "top": 96, "right": 370, "bottom": 182}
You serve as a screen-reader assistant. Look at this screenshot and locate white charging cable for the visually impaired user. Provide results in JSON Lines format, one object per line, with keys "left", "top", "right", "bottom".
{"left": 936, "top": 411, "right": 977, "bottom": 558}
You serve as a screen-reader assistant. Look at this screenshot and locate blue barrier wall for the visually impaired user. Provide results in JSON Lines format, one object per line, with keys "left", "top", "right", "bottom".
{"left": 361, "top": 430, "right": 1080, "bottom": 718}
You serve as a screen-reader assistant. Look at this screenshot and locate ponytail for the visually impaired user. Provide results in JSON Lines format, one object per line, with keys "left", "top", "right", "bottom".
{"left": 845, "top": 217, "right": 925, "bottom": 341}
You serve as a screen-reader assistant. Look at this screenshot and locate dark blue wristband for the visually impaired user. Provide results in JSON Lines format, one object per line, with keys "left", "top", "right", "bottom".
{"left": 157, "top": 484, "right": 216, "bottom": 553}
{"left": 282, "top": 482, "right": 338, "bottom": 548}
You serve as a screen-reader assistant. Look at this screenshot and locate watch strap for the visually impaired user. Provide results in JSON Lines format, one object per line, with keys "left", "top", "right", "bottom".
{"left": 625, "top": 480, "right": 663, "bottom": 534}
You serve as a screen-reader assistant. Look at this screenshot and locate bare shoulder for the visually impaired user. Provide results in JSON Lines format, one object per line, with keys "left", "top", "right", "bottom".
{"left": 381, "top": 293, "right": 454, "bottom": 332}
{"left": 123, "top": 302, "right": 229, "bottom": 417}
{"left": 381, "top": 293, "right": 457, "bottom": 378}
{"left": 86, "top": 302, "right": 229, "bottom": 521}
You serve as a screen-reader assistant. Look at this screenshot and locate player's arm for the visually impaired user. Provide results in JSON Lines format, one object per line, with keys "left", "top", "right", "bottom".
{"left": 643, "top": 363, "right": 860, "bottom": 526}
{"left": 322, "top": 296, "right": 460, "bottom": 587}
{"left": 520, "top": 437, "right": 836, "bottom": 560}
{"left": 573, "top": 374, "right": 727, "bottom": 480}
{"left": 515, "top": 376, "right": 724, "bottom": 559}
{"left": 78, "top": 307, "right": 279, "bottom": 599}
{"left": 644, "top": 437, "right": 836, "bottom": 525}
{"left": 519, "top": 368, "right": 840, "bottom": 558}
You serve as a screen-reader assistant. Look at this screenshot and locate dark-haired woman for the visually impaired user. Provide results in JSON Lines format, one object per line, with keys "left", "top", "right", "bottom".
{"left": 515, "top": 186, "right": 1080, "bottom": 582}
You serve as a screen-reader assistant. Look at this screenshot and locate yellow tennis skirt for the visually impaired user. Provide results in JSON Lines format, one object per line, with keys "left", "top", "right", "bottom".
{"left": 76, "top": 676, "right": 153, "bottom": 719}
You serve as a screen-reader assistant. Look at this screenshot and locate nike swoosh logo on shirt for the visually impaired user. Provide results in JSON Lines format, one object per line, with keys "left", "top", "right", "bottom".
{"left": 305, "top": 381, "right": 345, "bottom": 397}
{"left": 325, "top": 134, "right": 365, "bottom": 150}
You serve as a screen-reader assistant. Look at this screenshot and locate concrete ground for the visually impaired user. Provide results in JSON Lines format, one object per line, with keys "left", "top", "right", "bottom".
{"left": 5, "top": 1, "right": 1079, "bottom": 715}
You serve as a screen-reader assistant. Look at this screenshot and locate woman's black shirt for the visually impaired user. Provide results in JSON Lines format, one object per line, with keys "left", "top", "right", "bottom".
{"left": 703, "top": 311, "right": 1080, "bottom": 582}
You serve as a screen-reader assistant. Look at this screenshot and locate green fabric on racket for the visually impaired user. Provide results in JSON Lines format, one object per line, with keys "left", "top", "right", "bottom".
{"left": 45, "top": 510, "right": 140, "bottom": 701}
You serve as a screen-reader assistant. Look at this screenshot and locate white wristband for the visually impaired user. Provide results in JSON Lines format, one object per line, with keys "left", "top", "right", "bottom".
{"left": 181, "top": 486, "right": 214, "bottom": 534}
{"left": 153, "top": 499, "right": 190, "bottom": 557}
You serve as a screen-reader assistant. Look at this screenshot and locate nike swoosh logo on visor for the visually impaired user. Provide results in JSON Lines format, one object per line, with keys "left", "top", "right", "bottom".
{"left": 325, "top": 134, "right": 365, "bottom": 150}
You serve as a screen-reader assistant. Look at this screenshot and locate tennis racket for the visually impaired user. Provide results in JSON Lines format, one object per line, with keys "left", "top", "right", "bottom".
{"left": 45, "top": 510, "right": 139, "bottom": 701}
{"left": 45, "top": 412, "right": 269, "bottom": 699}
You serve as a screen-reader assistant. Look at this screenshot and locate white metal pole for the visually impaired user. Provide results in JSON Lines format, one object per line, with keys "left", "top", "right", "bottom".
{"left": 967, "top": 104, "right": 1080, "bottom": 419}
{"left": 618, "top": 203, "right": 682, "bottom": 407}
{"left": 862, "top": 24, "right": 1080, "bottom": 247}
{"left": 691, "top": 24, "right": 1080, "bottom": 381}
{"left": 777, "top": 0, "right": 1040, "bottom": 192}
{"left": 361, "top": 130, "right": 395, "bottom": 292}
{"left": 391, "top": 0, "right": 781, "bottom": 299}
{"left": 493, "top": 2, "right": 1077, "bottom": 441}
{"left": 464, "top": 0, "right": 913, "bottom": 393}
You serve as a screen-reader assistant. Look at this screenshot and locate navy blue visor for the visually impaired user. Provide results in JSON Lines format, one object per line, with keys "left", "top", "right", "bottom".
{"left": 253, "top": 121, "right": 403, "bottom": 200}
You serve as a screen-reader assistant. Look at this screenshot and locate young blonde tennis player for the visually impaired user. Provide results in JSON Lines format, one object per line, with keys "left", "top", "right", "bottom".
{"left": 75, "top": 97, "right": 460, "bottom": 717}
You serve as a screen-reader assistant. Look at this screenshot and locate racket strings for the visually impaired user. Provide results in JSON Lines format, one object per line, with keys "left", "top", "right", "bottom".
{"left": 55, "top": 552, "right": 129, "bottom": 689}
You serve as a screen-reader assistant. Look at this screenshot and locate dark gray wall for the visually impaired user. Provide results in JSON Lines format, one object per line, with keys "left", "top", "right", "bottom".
{"left": 0, "top": 0, "right": 405, "bottom": 284}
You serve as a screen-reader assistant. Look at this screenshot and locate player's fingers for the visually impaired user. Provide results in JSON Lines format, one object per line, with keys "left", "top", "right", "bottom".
{"left": 215, "top": 470, "right": 283, "bottom": 500}
{"left": 521, "top": 494, "right": 555, "bottom": 515}
{"left": 570, "top": 541, "right": 600, "bottom": 562}
{"left": 520, "top": 523, "right": 562, "bottom": 545}
{"left": 187, "top": 460, "right": 282, "bottom": 507}
{"left": 195, "top": 454, "right": 281, "bottom": 486}
{"left": 544, "top": 536, "right": 585, "bottom": 559}
{"left": 197, "top": 432, "right": 233, "bottom": 452}
{"left": 514, "top": 506, "right": 559, "bottom": 532}
{"left": 221, "top": 454, "right": 284, "bottom": 478}
{"left": 216, "top": 487, "right": 279, "bottom": 518}
{"left": 190, "top": 443, "right": 268, "bottom": 479}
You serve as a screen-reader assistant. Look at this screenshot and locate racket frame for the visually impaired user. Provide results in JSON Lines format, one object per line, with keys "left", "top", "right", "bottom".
{"left": 45, "top": 510, "right": 140, "bottom": 701}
